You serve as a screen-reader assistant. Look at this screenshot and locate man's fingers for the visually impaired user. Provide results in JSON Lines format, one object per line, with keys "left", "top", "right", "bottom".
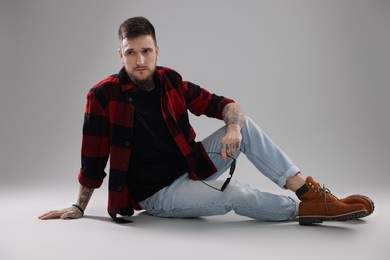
{"left": 60, "top": 211, "right": 75, "bottom": 219}
{"left": 38, "top": 210, "right": 62, "bottom": 220}
{"left": 220, "top": 144, "right": 227, "bottom": 160}
{"left": 227, "top": 143, "right": 240, "bottom": 154}
{"left": 62, "top": 208, "right": 83, "bottom": 219}
{"left": 221, "top": 142, "right": 240, "bottom": 159}
{"left": 39, "top": 208, "right": 81, "bottom": 220}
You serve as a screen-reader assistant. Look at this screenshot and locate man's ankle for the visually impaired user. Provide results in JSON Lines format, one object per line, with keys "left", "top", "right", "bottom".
{"left": 285, "top": 172, "right": 306, "bottom": 191}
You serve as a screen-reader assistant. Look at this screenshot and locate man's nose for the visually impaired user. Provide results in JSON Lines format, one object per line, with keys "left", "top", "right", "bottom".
{"left": 136, "top": 54, "right": 145, "bottom": 65}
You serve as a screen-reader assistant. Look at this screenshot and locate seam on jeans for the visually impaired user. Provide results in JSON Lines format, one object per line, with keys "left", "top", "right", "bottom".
{"left": 152, "top": 201, "right": 294, "bottom": 221}
{"left": 234, "top": 204, "right": 296, "bottom": 221}
{"left": 243, "top": 140, "right": 284, "bottom": 182}
{"left": 159, "top": 201, "right": 227, "bottom": 215}
{"left": 242, "top": 118, "right": 286, "bottom": 178}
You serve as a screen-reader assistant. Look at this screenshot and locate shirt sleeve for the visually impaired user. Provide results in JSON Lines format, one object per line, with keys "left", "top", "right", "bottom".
{"left": 78, "top": 87, "right": 110, "bottom": 189}
{"left": 182, "top": 81, "right": 235, "bottom": 119}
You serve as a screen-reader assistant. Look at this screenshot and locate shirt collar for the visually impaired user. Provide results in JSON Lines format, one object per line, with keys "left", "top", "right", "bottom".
{"left": 119, "top": 67, "right": 136, "bottom": 92}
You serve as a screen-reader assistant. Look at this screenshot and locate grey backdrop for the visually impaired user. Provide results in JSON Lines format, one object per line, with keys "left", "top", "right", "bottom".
{"left": 1, "top": 0, "right": 389, "bottom": 193}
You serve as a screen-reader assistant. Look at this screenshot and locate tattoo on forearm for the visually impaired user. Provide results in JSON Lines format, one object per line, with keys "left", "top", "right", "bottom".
{"left": 222, "top": 103, "right": 244, "bottom": 126}
{"left": 76, "top": 185, "right": 94, "bottom": 210}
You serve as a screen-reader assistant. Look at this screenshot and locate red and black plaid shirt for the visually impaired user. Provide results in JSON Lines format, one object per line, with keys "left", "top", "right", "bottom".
{"left": 78, "top": 66, "right": 234, "bottom": 221}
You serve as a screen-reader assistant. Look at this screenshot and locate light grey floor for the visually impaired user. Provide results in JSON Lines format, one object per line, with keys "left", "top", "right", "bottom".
{"left": 1, "top": 184, "right": 388, "bottom": 260}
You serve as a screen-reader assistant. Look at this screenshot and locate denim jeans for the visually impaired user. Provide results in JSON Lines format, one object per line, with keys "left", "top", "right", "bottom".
{"left": 138, "top": 117, "right": 300, "bottom": 221}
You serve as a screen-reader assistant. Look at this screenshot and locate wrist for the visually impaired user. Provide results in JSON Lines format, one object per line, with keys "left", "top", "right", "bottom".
{"left": 72, "top": 204, "right": 84, "bottom": 215}
{"left": 226, "top": 123, "right": 241, "bottom": 131}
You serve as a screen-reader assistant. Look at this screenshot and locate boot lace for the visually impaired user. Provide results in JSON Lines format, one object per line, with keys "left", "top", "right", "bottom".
{"left": 315, "top": 184, "right": 338, "bottom": 214}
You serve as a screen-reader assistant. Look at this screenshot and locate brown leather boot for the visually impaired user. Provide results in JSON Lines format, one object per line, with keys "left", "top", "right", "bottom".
{"left": 340, "top": 194, "right": 374, "bottom": 217}
{"left": 298, "top": 176, "right": 368, "bottom": 225}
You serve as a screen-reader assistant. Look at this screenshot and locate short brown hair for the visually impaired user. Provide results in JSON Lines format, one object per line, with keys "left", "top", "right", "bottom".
{"left": 118, "top": 16, "right": 157, "bottom": 45}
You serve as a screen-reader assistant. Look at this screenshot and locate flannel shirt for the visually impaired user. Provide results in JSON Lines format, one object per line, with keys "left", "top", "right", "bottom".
{"left": 78, "top": 66, "right": 235, "bottom": 222}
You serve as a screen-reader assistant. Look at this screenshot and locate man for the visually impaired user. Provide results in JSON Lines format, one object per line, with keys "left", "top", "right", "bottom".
{"left": 39, "top": 17, "right": 374, "bottom": 225}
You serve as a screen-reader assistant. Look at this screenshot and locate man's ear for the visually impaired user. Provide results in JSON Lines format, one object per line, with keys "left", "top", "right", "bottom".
{"left": 155, "top": 45, "right": 160, "bottom": 58}
{"left": 118, "top": 47, "right": 124, "bottom": 64}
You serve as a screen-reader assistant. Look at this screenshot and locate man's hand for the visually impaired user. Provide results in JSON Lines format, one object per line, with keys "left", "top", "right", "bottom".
{"left": 220, "top": 124, "right": 242, "bottom": 160}
{"left": 39, "top": 185, "right": 93, "bottom": 220}
{"left": 221, "top": 103, "right": 244, "bottom": 160}
{"left": 38, "top": 206, "right": 83, "bottom": 220}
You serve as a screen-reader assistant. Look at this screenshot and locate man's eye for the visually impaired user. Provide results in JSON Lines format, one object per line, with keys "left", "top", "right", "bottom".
{"left": 126, "top": 51, "right": 134, "bottom": 56}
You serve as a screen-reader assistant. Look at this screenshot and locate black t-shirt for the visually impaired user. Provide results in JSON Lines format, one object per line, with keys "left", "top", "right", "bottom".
{"left": 127, "top": 82, "right": 188, "bottom": 201}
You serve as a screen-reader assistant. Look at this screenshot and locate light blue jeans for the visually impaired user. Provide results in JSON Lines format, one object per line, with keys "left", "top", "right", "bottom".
{"left": 138, "top": 117, "right": 300, "bottom": 221}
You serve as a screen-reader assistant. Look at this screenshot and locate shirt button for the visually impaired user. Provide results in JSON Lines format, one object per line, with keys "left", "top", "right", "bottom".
{"left": 117, "top": 186, "right": 122, "bottom": 192}
{"left": 121, "top": 162, "right": 127, "bottom": 168}
{"left": 124, "top": 141, "right": 130, "bottom": 147}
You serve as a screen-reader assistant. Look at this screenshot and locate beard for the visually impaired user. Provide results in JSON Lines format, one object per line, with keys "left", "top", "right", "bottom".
{"left": 129, "top": 67, "right": 155, "bottom": 92}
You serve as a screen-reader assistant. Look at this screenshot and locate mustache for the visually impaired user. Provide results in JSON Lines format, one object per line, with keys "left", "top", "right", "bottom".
{"left": 134, "top": 66, "right": 149, "bottom": 70}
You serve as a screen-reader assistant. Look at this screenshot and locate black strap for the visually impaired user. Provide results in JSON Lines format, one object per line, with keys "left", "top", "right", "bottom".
{"left": 72, "top": 204, "right": 84, "bottom": 215}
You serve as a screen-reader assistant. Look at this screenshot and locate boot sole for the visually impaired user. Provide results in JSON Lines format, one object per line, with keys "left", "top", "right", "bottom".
{"left": 299, "top": 209, "right": 368, "bottom": 225}
{"left": 348, "top": 194, "right": 375, "bottom": 215}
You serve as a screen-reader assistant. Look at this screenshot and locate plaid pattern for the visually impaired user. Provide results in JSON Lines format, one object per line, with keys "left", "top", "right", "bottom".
{"left": 78, "top": 66, "right": 234, "bottom": 221}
